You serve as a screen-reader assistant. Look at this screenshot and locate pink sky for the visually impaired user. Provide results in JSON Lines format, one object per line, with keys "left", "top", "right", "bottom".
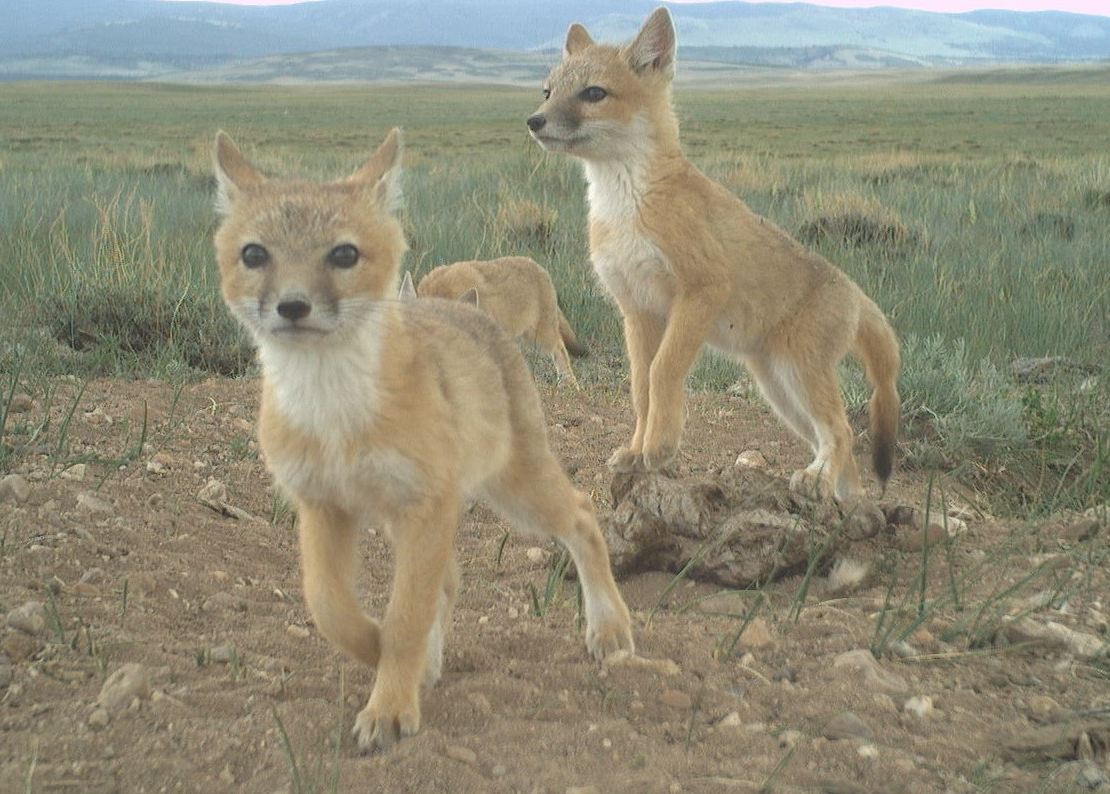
{"left": 169, "top": 0, "right": 1106, "bottom": 9}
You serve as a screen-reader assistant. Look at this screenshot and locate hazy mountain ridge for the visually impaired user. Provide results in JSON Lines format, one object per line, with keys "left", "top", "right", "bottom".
{"left": 1, "top": 0, "right": 1107, "bottom": 81}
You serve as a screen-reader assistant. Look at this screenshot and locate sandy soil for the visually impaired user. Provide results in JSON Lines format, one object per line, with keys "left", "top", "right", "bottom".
{"left": 1, "top": 375, "right": 1107, "bottom": 794}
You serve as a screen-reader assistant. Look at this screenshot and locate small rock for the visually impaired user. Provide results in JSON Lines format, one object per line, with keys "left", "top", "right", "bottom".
{"left": 525, "top": 547, "right": 547, "bottom": 564}
{"left": 88, "top": 707, "right": 111, "bottom": 729}
{"left": 445, "top": 745, "right": 478, "bottom": 765}
{"left": 97, "top": 663, "right": 152, "bottom": 710}
{"left": 717, "top": 711, "right": 743, "bottom": 728}
{"left": 1000, "top": 617, "right": 1108, "bottom": 661}
{"left": 903, "top": 695, "right": 934, "bottom": 718}
{"left": 286, "top": 624, "right": 311, "bottom": 639}
{"left": 658, "top": 690, "right": 693, "bottom": 710}
{"left": 734, "top": 450, "right": 768, "bottom": 469}
{"left": 76, "top": 492, "right": 113, "bottom": 516}
{"left": 1026, "top": 694, "right": 1067, "bottom": 723}
{"left": 0, "top": 473, "right": 31, "bottom": 503}
{"left": 6, "top": 601, "right": 47, "bottom": 636}
{"left": 734, "top": 618, "right": 775, "bottom": 650}
{"left": 833, "top": 649, "right": 909, "bottom": 694}
{"left": 822, "top": 711, "right": 875, "bottom": 743}
{"left": 209, "top": 645, "right": 237, "bottom": 664}
{"left": 60, "top": 463, "right": 87, "bottom": 481}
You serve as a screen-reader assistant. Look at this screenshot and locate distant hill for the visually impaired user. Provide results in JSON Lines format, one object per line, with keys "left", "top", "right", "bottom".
{"left": 1, "top": 0, "right": 1108, "bottom": 81}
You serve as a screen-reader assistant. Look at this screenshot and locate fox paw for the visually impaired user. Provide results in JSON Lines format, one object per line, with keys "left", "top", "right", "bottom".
{"left": 352, "top": 698, "right": 420, "bottom": 753}
{"left": 607, "top": 447, "right": 645, "bottom": 473}
{"left": 586, "top": 615, "right": 635, "bottom": 662}
{"left": 789, "top": 468, "right": 831, "bottom": 500}
{"left": 640, "top": 442, "right": 678, "bottom": 472}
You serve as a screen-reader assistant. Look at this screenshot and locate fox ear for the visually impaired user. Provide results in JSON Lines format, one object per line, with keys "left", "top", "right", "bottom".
{"left": 398, "top": 271, "right": 417, "bottom": 301}
{"left": 626, "top": 7, "right": 676, "bottom": 77}
{"left": 350, "top": 127, "right": 404, "bottom": 212}
{"left": 458, "top": 287, "right": 479, "bottom": 307}
{"left": 213, "top": 131, "right": 265, "bottom": 215}
{"left": 564, "top": 22, "right": 594, "bottom": 56}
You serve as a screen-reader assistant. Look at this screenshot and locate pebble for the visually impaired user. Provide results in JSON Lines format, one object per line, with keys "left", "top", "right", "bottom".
{"left": 903, "top": 695, "right": 934, "bottom": 718}
{"left": 286, "top": 624, "right": 311, "bottom": 639}
{"left": 822, "top": 711, "right": 875, "bottom": 743}
{"left": 88, "top": 707, "right": 111, "bottom": 729}
{"left": 525, "top": 547, "right": 547, "bottom": 564}
{"left": 77, "top": 492, "right": 113, "bottom": 516}
{"left": 97, "top": 663, "right": 152, "bottom": 710}
{"left": 0, "top": 473, "right": 31, "bottom": 503}
{"left": 734, "top": 618, "right": 775, "bottom": 650}
{"left": 445, "top": 745, "right": 477, "bottom": 765}
{"left": 734, "top": 450, "right": 768, "bottom": 469}
{"left": 658, "top": 689, "right": 693, "bottom": 710}
{"left": 60, "top": 463, "right": 87, "bottom": 481}
{"left": 832, "top": 649, "right": 908, "bottom": 694}
{"left": 6, "top": 601, "right": 47, "bottom": 636}
{"left": 209, "top": 645, "right": 237, "bottom": 664}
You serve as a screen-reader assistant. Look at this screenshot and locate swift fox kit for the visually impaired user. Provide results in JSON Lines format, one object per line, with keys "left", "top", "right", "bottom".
{"left": 402, "top": 256, "right": 586, "bottom": 388}
{"left": 212, "top": 129, "right": 633, "bottom": 751}
{"left": 527, "top": 8, "right": 900, "bottom": 499}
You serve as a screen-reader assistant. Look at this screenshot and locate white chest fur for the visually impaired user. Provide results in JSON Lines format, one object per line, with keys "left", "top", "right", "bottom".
{"left": 584, "top": 158, "right": 673, "bottom": 317}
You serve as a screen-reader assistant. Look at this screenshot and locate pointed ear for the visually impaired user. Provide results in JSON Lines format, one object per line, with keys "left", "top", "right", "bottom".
{"left": 565, "top": 22, "right": 594, "bottom": 56}
{"left": 213, "top": 131, "right": 265, "bottom": 215}
{"left": 458, "top": 287, "right": 479, "bottom": 307}
{"left": 398, "top": 271, "right": 417, "bottom": 301}
{"left": 349, "top": 127, "right": 404, "bottom": 212}
{"left": 626, "top": 7, "right": 676, "bottom": 76}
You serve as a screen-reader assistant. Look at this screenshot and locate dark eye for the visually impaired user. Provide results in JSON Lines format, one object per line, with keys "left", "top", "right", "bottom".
{"left": 578, "top": 86, "right": 607, "bottom": 103}
{"left": 241, "top": 243, "right": 269, "bottom": 269}
{"left": 542, "top": 86, "right": 551, "bottom": 100}
{"left": 327, "top": 244, "right": 359, "bottom": 269}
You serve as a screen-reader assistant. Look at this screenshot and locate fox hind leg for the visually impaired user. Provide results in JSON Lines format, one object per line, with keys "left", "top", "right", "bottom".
{"left": 484, "top": 456, "right": 633, "bottom": 660}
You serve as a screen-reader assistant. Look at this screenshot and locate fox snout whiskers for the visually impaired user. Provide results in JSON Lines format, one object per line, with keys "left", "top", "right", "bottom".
{"left": 525, "top": 114, "right": 547, "bottom": 133}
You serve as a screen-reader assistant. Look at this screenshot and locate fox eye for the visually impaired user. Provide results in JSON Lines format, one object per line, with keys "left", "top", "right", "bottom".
{"left": 240, "top": 243, "right": 269, "bottom": 269}
{"left": 579, "top": 86, "right": 607, "bottom": 103}
{"left": 542, "top": 86, "right": 551, "bottom": 100}
{"left": 327, "top": 244, "right": 359, "bottom": 269}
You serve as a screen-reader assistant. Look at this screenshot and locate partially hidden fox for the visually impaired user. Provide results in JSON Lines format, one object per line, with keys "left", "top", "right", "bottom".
{"left": 212, "top": 128, "right": 633, "bottom": 752}
{"left": 400, "top": 256, "right": 586, "bottom": 388}
{"left": 526, "top": 7, "right": 901, "bottom": 500}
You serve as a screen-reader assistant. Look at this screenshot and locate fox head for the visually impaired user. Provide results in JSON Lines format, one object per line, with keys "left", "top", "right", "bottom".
{"left": 526, "top": 7, "right": 677, "bottom": 161}
{"left": 212, "top": 129, "right": 407, "bottom": 347}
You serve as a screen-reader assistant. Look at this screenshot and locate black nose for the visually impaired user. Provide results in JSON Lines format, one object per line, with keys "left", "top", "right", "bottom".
{"left": 526, "top": 114, "right": 546, "bottom": 133}
{"left": 276, "top": 298, "right": 311, "bottom": 321}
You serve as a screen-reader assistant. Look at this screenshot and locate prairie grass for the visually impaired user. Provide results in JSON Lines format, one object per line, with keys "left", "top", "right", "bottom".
{"left": 1, "top": 74, "right": 1108, "bottom": 513}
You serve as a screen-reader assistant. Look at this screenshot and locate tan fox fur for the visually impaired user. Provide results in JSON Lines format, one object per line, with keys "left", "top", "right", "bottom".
{"left": 401, "top": 256, "right": 586, "bottom": 388}
{"left": 526, "top": 8, "right": 901, "bottom": 499}
{"left": 212, "top": 129, "right": 633, "bottom": 752}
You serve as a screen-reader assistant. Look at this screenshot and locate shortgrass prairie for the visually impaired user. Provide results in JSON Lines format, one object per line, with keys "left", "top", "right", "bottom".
{"left": 1, "top": 74, "right": 1109, "bottom": 514}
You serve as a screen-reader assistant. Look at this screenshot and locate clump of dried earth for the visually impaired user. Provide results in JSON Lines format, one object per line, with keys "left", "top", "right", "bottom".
{"left": 1, "top": 376, "right": 1107, "bottom": 794}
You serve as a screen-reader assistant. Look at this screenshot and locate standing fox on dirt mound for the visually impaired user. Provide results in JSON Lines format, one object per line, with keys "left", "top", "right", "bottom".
{"left": 402, "top": 256, "right": 587, "bottom": 388}
{"left": 212, "top": 128, "right": 633, "bottom": 752}
{"left": 526, "top": 7, "right": 901, "bottom": 500}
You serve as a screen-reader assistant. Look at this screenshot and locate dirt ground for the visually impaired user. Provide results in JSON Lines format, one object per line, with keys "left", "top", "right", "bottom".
{"left": 1, "top": 373, "right": 1107, "bottom": 794}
